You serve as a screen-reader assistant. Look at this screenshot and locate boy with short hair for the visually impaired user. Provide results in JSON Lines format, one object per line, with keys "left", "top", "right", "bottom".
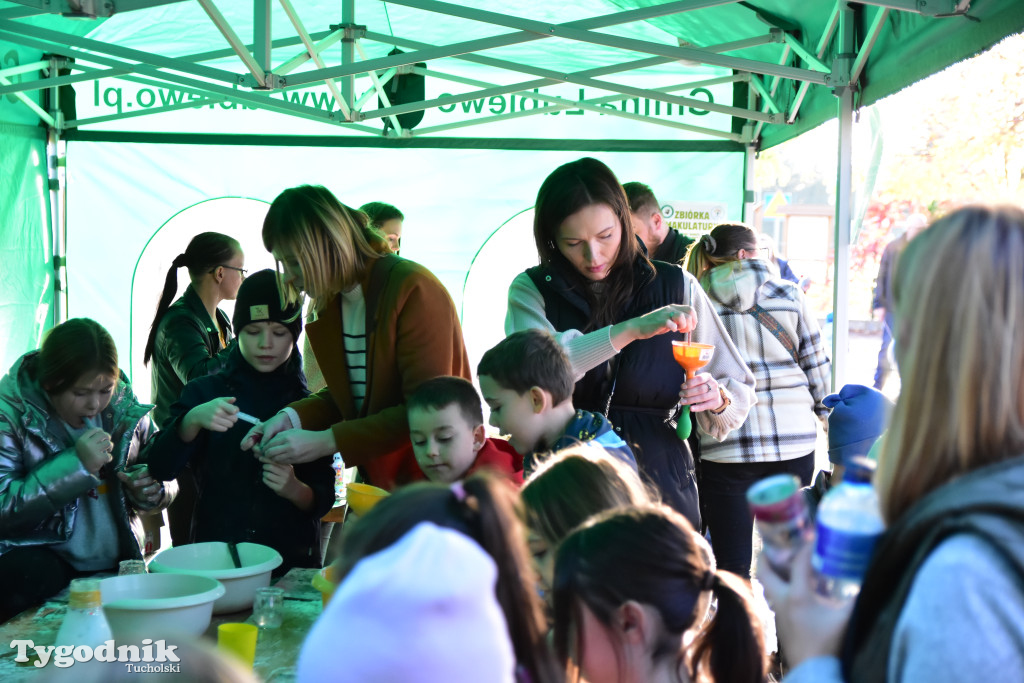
{"left": 407, "top": 376, "right": 523, "bottom": 485}
{"left": 477, "top": 329, "right": 636, "bottom": 475}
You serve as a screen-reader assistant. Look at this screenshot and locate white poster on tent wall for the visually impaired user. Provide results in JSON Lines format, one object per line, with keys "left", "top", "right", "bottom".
{"left": 659, "top": 201, "right": 728, "bottom": 241}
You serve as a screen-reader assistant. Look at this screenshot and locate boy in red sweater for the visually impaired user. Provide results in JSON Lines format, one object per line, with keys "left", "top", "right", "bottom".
{"left": 407, "top": 377, "right": 523, "bottom": 486}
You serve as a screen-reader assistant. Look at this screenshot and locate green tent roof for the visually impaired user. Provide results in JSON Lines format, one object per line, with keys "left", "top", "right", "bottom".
{"left": 2, "top": 0, "right": 1021, "bottom": 148}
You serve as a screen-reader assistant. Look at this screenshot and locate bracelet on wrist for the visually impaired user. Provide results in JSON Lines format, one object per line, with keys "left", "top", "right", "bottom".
{"left": 709, "top": 386, "right": 731, "bottom": 415}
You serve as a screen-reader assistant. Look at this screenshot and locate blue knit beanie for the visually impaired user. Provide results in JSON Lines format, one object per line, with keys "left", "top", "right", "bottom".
{"left": 823, "top": 384, "right": 895, "bottom": 466}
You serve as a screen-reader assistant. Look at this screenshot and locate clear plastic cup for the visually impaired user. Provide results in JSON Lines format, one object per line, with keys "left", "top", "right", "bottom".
{"left": 253, "top": 586, "right": 285, "bottom": 629}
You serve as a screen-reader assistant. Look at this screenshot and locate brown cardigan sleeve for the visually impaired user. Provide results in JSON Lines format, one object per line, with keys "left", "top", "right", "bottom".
{"left": 293, "top": 261, "right": 470, "bottom": 468}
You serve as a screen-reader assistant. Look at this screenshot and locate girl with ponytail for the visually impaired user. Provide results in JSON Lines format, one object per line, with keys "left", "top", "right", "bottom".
{"left": 553, "top": 505, "right": 766, "bottom": 683}
{"left": 683, "top": 223, "right": 830, "bottom": 580}
{"left": 144, "top": 231, "right": 244, "bottom": 426}
{"left": 143, "top": 231, "right": 243, "bottom": 545}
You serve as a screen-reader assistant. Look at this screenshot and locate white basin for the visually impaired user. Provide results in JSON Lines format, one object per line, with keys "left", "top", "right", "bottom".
{"left": 149, "top": 542, "right": 283, "bottom": 614}
{"left": 100, "top": 573, "right": 225, "bottom": 639}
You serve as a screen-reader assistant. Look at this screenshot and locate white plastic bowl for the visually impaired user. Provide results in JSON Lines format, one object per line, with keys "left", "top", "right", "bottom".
{"left": 149, "top": 542, "right": 283, "bottom": 614}
{"left": 100, "top": 573, "right": 225, "bottom": 639}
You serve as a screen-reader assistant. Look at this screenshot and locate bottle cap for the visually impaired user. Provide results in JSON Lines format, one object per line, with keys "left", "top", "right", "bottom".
{"left": 843, "top": 456, "right": 877, "bottom": 484}
{"left": 67, "top": 578, "right": 102, "bottom": 609}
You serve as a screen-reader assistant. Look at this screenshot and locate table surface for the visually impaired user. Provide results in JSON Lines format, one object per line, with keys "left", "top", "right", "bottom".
{"left": 0, "top": 567, "right": 324, "bottom": 681}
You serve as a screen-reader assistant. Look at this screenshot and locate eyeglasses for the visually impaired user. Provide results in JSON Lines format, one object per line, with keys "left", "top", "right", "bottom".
{"left": 215, "top": 265, "right": 247, "bottom": 278}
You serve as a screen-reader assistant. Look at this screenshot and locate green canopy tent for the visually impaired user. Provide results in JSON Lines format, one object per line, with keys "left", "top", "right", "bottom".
{"left": 1, "top": 0, "right": 1022, "bottom": 394}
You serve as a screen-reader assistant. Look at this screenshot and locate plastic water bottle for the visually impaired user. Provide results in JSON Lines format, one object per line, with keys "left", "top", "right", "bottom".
{"left": 331, "top": 453, "right": 346, "bottom": 505}
{"left": 55, "top": 578, "right": 113, "bottom": 649}
{"left": 812, "top": 457, "right": 885, "bottom": 602}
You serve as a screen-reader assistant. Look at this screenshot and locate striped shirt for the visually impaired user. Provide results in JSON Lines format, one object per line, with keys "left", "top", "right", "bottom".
{"left": 341, "top": 285, "right": 367, "bottom": 412}
{"left": 699, "top": 259, "right": 831, "bottom": 464}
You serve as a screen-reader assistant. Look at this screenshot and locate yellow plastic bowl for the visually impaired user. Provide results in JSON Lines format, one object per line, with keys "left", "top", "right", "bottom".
{"left": 346, "top": 482, "right": 389, "bottom": 516}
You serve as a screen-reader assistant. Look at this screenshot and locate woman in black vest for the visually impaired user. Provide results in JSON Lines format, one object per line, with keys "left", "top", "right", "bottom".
{"left": 143, "top": 231, "right": 244, "bottom": 544}
{"left": 505, "top": 157, "right": 754, "bottom": 527}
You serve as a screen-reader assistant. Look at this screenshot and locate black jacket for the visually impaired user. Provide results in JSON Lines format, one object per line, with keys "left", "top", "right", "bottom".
{"left": 527, "top": 257, "right": 700, "bottom": 526}
{"left": 143, "top": 345, "right": 334, "bottom": 572}
{"left": 149, "top": 285, "right": 233, "bottom": 428}
{"left": 653, "top": 229, "right": 695, "bottom": 265}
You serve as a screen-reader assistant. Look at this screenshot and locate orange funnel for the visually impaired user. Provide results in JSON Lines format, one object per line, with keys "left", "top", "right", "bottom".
{"left": 671, "top": 341, "right": 715, "bottom": 379}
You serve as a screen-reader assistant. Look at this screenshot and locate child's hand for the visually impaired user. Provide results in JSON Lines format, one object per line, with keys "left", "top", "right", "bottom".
{"left": 117, "top": 463, "right": 163, "bottom": 508}
{"left": 76, "top": 427, "right": 113, "bottom": 474}
{"left": 262, "top": 462, "right": 313, "bottom": 511}
{"left": 190, "top": 397, "right": 239, "bottom": 431}
{"left": 180, "top": 398, "right": 238, "bottom": 443}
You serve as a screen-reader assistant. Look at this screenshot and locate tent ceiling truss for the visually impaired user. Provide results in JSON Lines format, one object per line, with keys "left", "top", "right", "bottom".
{"left": 0, "top": 0, "right": 968, "bottom": 144}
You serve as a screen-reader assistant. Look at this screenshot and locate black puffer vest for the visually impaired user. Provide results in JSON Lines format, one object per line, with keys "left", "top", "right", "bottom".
{"left": 527, "top": 257, "right": 701, "bottom": 526}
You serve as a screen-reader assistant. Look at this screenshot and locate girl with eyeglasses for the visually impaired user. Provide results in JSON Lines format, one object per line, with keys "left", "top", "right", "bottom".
{"left": 143, "top": 231, "right": 244, "bottom": 545}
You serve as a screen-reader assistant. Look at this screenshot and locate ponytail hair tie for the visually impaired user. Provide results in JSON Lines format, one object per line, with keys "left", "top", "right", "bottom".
{"left": 701, "top": 570, "right": 716, "bottom": 592}
{"left": 172, "top": 253, "right": 188, "bottom": 268}
{"left": 702, "top": 235, "right": 717, "bottom": 254}
{"left": 450, "top": 480, "right": 480, "bottom": 513}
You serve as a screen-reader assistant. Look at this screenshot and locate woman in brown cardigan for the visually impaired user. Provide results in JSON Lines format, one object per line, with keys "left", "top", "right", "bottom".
{"left": 241, "top": 185, "right": 470, "bottom": 490}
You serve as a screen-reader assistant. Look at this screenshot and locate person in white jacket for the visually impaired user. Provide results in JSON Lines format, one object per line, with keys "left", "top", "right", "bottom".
{"left": 686, "top": 222, "right": 831, "bottom": 578}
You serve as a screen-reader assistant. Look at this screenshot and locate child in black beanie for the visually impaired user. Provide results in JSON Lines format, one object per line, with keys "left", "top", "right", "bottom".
{"left": 143, "top": 269, "right": 334, "bottom": 572}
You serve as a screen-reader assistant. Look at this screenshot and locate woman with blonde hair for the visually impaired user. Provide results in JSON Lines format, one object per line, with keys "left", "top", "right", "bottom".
{"left": 762, "top": 206, "right": 1024, "bottom": 682}
{"left": 685, "top": 222, "right": 830, "bottom": 578}
{"left": 240, "top": 185, "right": 469, "bottom": 490}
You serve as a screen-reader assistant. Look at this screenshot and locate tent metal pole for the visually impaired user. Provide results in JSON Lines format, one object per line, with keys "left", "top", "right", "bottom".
{"left": 275, "top": 29, "right": 344, "bottom": 74}
{"left": 0, "top": 74, "right": 54, "bottom": 125}
{"left": 0, "top": 19, "right": 240, "bottom": 85}
{"left": 0, "top": 59, "right": 48, "bottom": 78}
{"left": 278, "top": 0, "right": 352, "bottom": 119}
{"left": 833, "top": 87, "right": 853, "bottom": 391}
{"left": 831, "top": 2, "right": 856, "bottom": 392}
{"left": 341, "top": 0, "right": 355, "bottom": 114}
{"left": 787, "top": 1, "right": 841, "bottom": 124}
{"left": 47, "top": 129, "right": 67, "bottom": 326}
{"left": 851, "top": 8, "right": 891, "bottom": 86}
{"left": 369, "top": 0, "right": 829, "bottom": 85}
{"left": 197, "top": 0, "right": 267, "bottom": 87}
{"left": 254, "top": 0, "right": 272, "bottom": 72}
{"left": 354, "top": 68, "right": 397, "bottom": 109}
{"left": 353, "top": 40, "right": 402, "bottom": 134}
{"left": 359, "top": 33, "right": 781, "bottom": 124}
{"left": 284, "top": 0, "right": 747, "bottom": 87}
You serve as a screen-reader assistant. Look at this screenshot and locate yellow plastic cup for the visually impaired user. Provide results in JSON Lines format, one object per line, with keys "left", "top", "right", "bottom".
{"left": 218, "top": 622, "right": 258, "bottom": 668}
{"left": 312, "top": 564, "right": 337, "bottom": 606}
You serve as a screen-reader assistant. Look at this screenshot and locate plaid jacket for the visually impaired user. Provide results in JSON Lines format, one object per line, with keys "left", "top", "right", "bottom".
{"left": 698, "top": 259, "right": 831, "bottom": 464}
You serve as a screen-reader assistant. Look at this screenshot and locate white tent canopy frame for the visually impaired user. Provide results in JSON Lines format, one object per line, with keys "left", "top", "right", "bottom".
{"left": 0, "top": 0, "right": 1013, "bottom": 387}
